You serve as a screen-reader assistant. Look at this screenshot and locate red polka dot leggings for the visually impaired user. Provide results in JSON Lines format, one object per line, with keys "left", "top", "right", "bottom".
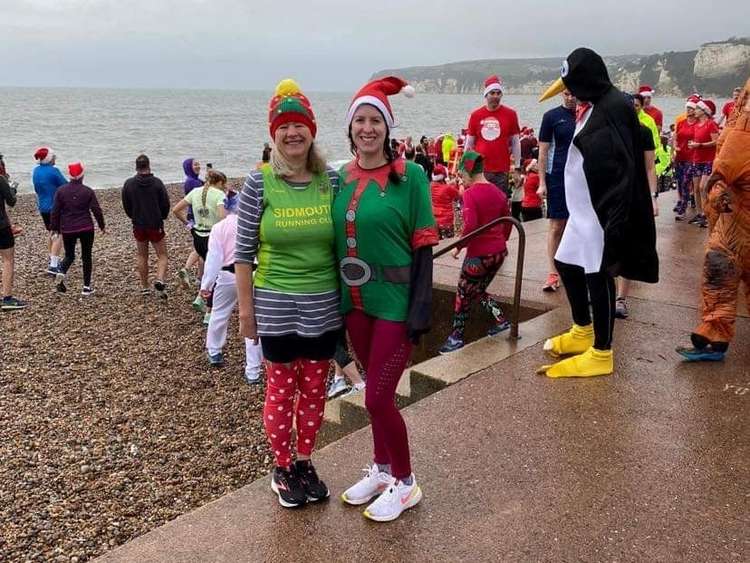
{"left": 263, "top": 359, "right": 328, "bottom": 468}
{"left": 345, "top": 309, "right": 413, "bottom": 480}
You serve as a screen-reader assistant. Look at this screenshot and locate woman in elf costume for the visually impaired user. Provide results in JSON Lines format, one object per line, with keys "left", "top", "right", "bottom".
{"left": 235, "top": 79, "right": 341, "bottom": 509}
{"left": 334, "top": 77, "right": 439, "bottom": 522}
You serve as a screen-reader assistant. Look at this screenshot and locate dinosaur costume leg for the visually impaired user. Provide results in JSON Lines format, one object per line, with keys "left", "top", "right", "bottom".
{"left": 677, "top": 78, "right": 750, "bottom": 361}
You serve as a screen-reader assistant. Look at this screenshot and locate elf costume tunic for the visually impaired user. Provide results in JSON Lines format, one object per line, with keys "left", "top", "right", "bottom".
{"left": 333, "top": 158, "right": 439, "bottom": 323}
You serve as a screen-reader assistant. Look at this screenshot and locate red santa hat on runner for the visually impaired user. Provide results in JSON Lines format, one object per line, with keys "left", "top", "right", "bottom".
{"left": 638, "top": 84, "right": 655, "bottom": 98}
{"left": 346, "top": 76, "right": 415, "bottom": 130}
{"left": 685, "top": 94, "right": 702, "bottom": 109}
{"left": 68, "top": 161, "right": 85, "bottom": 180}
{"left": 34, "top": 146, "right": 55, "bottom": 164}
{"left": 483, "top": 75, "right": 504, "bottom": 97}
{"left": 431, "top": 163, "right": 448, "bottom": 182}
{"left": 696, "top": 98, "right": 716, "bottom": 117}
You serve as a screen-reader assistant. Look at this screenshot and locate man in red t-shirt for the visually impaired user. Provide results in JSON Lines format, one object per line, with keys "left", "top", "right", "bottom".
{"left": 465, "top": 75, "right": 521, "bottom": 191}
{"left": 719, "top": 86, "right": 741, "bottom": 127}
{"left": 639, "top": 85, "right": 663, "bottom": 131}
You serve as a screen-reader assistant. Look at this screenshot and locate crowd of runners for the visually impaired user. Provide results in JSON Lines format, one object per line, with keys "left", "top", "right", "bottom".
{"left": 0, "top": 73, "right": 743, "bottom": 521}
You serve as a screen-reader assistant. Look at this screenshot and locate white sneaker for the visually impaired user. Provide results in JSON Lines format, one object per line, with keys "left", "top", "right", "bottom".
{"left": 341, "top": 464, "right": 392, "bottom": 506}
{"left": 344, "top": 381, "right": 366, "bottom": 397}
{"left": 244, "top": 369, "right": 261, "bottom": 384}
{"left": 363, "top": 474, "right": 422, "bottom": 522}
{"left": 327, "top": 377, "right": 350, "bottom": 399}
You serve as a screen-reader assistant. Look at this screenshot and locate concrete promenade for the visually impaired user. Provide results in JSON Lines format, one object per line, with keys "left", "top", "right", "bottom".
{"left": 103, "top": 191, "right": 749, "bottom": 562}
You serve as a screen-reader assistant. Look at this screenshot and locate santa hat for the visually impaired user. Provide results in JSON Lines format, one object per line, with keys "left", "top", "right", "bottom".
{"left": 431, "top": 163, "right": 448, "bottom": 182}
{"left": 268, "top": 78, "right": 317, "bottom": 138}
{"left": 68, "top": 161, "right": 85, "bottom": 180}
{"left": 483, "top": 75, "right": 504, "bottom": 97}
{"left": 696, "top": 99, "right": 716, "bottom": 116}
{"left": 34, "top": 147, "right": 54, "bottom": 164}
{"left": 346, "top": 76, "right": 414, "bottom": 130}
{"left": 638, "top": 85, "right": 655, "bottom": 97}
{"left": 685, "top": 94, "right": 701, "bottom": 109}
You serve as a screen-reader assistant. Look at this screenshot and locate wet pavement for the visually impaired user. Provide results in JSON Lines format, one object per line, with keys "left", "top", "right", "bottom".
{"left": 102, "top": 191, "right": 749, "bottom": 562}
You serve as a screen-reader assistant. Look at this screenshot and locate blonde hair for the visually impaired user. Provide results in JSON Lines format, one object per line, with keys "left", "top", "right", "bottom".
{"left": 271, "top": 141, "right": 327, "bottom": 178}
{"left": 202, "top": 169, "right": 228, "bottom": 206}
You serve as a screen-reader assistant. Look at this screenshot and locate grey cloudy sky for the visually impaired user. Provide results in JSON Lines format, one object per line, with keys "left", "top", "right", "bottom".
{"left": 1, "top": 0, "right": 746, "bottom": 91}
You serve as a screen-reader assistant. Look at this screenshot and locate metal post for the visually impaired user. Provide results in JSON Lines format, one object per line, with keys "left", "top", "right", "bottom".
{"left": 433, "top": 217, "right": 526, "bottom": 339}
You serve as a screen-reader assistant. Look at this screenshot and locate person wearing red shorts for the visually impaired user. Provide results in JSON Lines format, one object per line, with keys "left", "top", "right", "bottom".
{"left": 121, "top": 154, "right": 171, "bottom": 297}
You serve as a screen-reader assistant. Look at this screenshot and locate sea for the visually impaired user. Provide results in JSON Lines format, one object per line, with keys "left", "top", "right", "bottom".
{"left": 1, "top": 87, "right": 730, "bottom": 193}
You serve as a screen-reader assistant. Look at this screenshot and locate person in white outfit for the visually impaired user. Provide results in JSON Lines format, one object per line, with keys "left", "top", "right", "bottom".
{"left": 200, "top": 191, "right": 263, "bottom": 382}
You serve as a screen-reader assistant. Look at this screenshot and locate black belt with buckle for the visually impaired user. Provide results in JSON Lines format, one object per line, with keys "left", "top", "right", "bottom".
{"left": 340, "top": 257, "right": 410, "bottom": 287}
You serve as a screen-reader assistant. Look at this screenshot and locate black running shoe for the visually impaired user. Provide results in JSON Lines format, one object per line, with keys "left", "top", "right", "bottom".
{"left": 271, "top": 466, "right": 307, "bottom": 508}
{"left": 153, "top": 280, "right": 167, "bottom": 300}
{"left": 295, "top": 459, "right": 330, "bottom": 502}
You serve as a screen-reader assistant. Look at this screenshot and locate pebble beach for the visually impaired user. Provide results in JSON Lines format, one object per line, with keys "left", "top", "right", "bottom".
{"left": 0, "top": 181, "right": 278, "bottom": 561}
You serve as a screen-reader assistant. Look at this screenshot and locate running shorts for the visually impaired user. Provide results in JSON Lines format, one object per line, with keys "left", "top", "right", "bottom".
{"left": 133, "top": 227, "right": 165, "bottom": 243}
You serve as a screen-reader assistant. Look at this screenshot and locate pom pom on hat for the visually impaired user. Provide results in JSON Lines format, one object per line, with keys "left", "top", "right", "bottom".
{"left": 483, "top": 75, "right": 504, "bottom": 97}
{"left": 696, "top": 99, "right": 716, "bottom": 116}
{"left": 638, "top": 84, "right": 655, "bottom": 97}
{"left": 268, "top": 78, "right": 317, "bottom": 139}
{"left": 346, "top": 76, "right": 415, "bottom": 129}
{"left": 68, "top": 161, "right": 84, "bottom": 180}
{"left": 34, "top": 146, "right": 54, "bottom": 164}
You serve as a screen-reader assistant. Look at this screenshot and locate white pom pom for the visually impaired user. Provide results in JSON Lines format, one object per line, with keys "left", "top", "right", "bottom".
{"left": 401, "top": 84, "right": 415, "bottom": 98}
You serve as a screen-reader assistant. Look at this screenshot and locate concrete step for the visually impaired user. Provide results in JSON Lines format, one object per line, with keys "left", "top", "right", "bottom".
{"left": 319, "top": 307, "right": 570, "bottom": 446}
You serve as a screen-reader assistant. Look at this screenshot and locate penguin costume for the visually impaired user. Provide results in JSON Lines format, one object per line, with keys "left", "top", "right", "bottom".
{"left": 536, "top": 48, "right": 659, "bottom": 377}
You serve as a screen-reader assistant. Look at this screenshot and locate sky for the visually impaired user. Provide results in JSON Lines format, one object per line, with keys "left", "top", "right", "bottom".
{"left": 0, "top": 0, "right": 747, "bottom": 91}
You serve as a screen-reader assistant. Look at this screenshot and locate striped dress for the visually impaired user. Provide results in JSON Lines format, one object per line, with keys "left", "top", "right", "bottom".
{"left": 235, "top": 167, "right": 342, "bottom": 338}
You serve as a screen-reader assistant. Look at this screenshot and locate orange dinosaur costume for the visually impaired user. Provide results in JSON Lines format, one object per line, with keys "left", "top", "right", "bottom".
{"left": 678, "top": 77, "right": 750, "bottom": 360}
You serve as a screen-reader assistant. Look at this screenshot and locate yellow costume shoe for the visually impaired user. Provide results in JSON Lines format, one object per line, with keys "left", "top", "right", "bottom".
{"left": 537, "top": 347, "right": 614, "bottom": 378}
{"left": 542, "top": 324, "right": 594, "bottom": 358}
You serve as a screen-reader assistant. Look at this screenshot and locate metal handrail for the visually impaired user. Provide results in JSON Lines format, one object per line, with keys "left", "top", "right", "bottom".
{"left": 433, "top": 216, "right": 526, "bottom": 340}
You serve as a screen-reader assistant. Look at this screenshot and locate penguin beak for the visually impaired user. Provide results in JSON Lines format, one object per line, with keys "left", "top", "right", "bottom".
{"left": 539, "top": 78, "right": 565, "bottom": 102}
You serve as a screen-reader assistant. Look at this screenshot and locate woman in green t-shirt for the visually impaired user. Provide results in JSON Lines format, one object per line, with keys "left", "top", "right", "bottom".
{"left": 334, "top": 77, "right": 438, "bottom": 523}
{"left": 235, "top": 79, "right": 342, "bottom": 510}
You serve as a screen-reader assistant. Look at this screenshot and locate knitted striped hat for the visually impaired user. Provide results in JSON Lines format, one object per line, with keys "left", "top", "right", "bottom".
{"left": 268, "top": 79, "right": 317, "bottom": 138}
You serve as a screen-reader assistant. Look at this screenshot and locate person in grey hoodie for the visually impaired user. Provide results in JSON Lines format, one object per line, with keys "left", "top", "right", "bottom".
{"left": 50, "top": 162, "right": 106, "bottom": 296}
{"left": 122, "top": 154, "right": 171, "bottom": 297}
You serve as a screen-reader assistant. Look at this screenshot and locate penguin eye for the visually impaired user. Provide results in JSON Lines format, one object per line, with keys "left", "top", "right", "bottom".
{"left": 561, "top": 60, "right": 569, "bottom": 78}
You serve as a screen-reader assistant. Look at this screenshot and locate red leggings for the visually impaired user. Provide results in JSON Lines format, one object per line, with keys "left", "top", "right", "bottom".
{"left": 345, "top": 309, "right": 413, "bottom": 479}
{"left": 263, "top": 359, "right": 328, "bottom": 468}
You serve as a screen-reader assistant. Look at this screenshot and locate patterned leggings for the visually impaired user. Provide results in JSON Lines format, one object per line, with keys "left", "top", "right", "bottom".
{"left": 450, "top": 252, "right": 506, "bottom": 340}
{"left": 263, "top": 359, "right": 328, "bottom": 468}
{"left": 674, "top": 161, "right": 693, "bottom": 214}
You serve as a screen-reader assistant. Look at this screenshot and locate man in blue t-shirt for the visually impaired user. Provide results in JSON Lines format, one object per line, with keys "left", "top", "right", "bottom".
{"left": 32, "top": 147, "right": 67, "bottom": 274}
{"left": 537, "top": 88, "right": 576, "bottom": 292}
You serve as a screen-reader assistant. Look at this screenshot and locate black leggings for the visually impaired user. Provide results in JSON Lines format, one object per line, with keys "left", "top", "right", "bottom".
{"left": 61, "top": 231, "right": 95, "bottom": 287}
{"left": 555, "top": 260, "right": 615, "bottom": 350}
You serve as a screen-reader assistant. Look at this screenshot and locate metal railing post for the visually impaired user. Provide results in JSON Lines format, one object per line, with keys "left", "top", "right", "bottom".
{"left": 433, "top": 217, "right": 526, "bottom": 340}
